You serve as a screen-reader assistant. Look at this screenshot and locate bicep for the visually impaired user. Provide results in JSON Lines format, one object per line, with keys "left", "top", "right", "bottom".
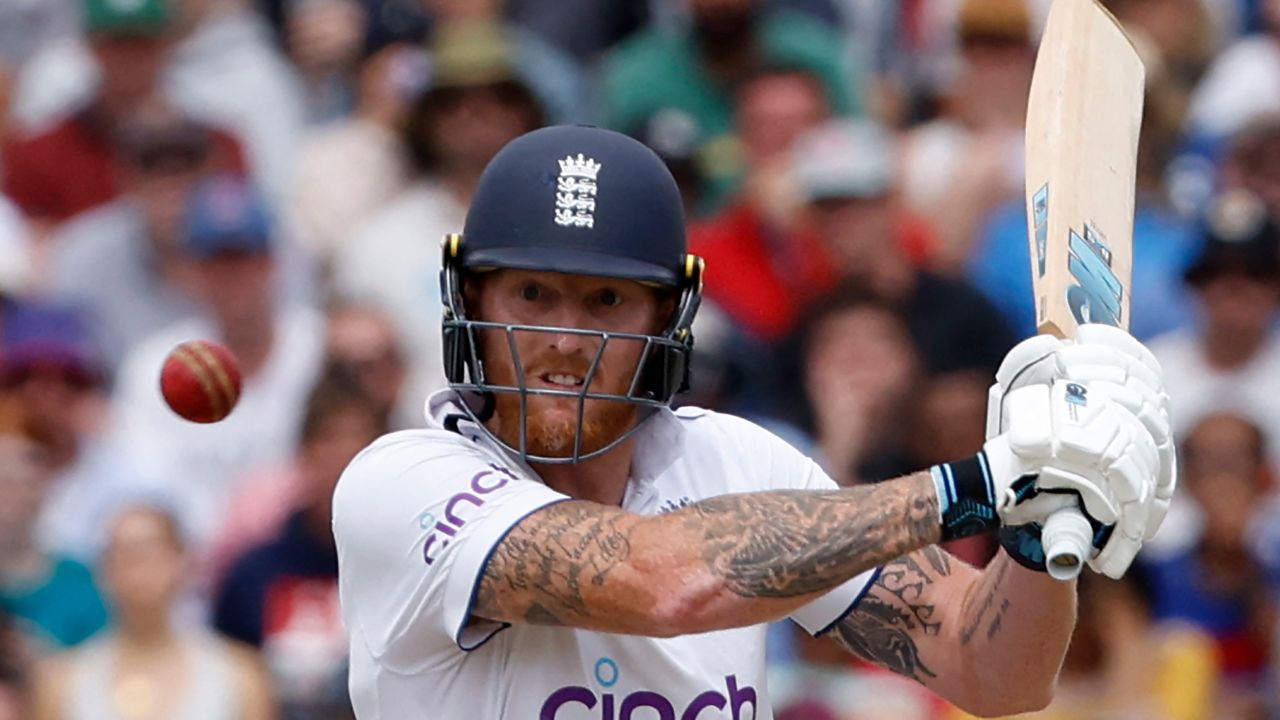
{"left": 829, "top": 545, "right": 981, "bottom": 690}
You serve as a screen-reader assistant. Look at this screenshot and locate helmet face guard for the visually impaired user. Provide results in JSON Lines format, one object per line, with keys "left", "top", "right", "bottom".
{"left": 440, "top": 233, "right": 704, "bottom": 464}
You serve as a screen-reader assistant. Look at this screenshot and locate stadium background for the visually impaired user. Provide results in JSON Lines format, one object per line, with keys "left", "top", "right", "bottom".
{"left": 0, "top": 0, "right": 1276, "bottom": 717}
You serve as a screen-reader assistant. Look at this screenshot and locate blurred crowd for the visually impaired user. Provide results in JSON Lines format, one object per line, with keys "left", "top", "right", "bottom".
{"left": 0, "top": 0, "right": 1279, "bottom": 717}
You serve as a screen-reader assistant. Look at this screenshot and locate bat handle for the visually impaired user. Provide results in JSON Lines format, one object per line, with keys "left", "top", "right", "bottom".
{"left": 1042, "top": 507, "right": 1092, "bottom": 581}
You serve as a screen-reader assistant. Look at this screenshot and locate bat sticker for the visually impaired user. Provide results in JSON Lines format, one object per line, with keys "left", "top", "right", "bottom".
{"left": 1032, "top": 183, "right": 1049, "bottom": 278}
{"left": 1066, "top": 222, "right": 1124, "bottom": 327}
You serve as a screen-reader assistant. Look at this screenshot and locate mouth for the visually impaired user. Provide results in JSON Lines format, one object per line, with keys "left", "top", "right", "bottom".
{"left": 536, "top": 372, "right": 586, "bottom": 390}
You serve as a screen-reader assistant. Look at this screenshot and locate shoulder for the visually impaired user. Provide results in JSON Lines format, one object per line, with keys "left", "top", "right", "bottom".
{"left": 333, "top": 428, "right": 510, "bottom": 514}
{"left": 671, "top": 406, "right": 817, "bottom": 472}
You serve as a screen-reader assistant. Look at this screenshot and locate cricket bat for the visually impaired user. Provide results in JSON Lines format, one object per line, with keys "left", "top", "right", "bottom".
{"left": 1024, "top": 0, "right": 1144, "bottom": 579}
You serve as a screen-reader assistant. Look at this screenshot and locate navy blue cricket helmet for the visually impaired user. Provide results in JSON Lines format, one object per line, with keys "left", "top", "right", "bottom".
{"left": 440, "top": 125, "right": 705, "bottom": 463}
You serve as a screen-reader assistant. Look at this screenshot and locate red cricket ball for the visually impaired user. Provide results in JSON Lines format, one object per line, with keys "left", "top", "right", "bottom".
{"left": 159, "top": 340, "right": 243, "bottom": 423}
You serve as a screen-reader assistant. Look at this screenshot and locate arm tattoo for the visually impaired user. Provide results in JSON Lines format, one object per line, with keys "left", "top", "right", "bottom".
{"left": 832, "top": 545, "right": 954, "bottom": 684}
{"left": 692, "top": 473, "right": 940, "bottom": 598}
{"left": 959, "top": 555, "right": 1011, "bottom": 646}
{"left": 475, "top": 501, "right": 634, "bottom": 627}
{"left": 475, "top": 472, "right": 942, "bottom": 629}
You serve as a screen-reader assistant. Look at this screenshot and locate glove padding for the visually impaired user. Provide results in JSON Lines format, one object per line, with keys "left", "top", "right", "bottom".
{"left": 984, "top": 380, "right": 1160, "bottom": 579}
{"left": 987, "top": 325, "right": 1176, "bottom": 541}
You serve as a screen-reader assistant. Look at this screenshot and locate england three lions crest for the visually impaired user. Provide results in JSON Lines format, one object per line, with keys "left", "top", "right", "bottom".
{"left": 555, "top": 154, "right": 600, "bottom": 228}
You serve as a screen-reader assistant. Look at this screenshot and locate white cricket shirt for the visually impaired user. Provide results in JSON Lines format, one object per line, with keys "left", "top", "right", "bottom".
{"left": 333, "top": 390, "right": 881, "bottom": 719}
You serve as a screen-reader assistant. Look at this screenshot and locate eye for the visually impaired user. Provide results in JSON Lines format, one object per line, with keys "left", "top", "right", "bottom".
{"left": 521, "top": 283, "right": 542, "bottom": 301}
{"left": 598, "top": 289, "right": 622, "bottom": 307}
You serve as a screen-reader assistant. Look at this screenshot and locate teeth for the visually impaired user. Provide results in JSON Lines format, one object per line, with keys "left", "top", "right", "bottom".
{"left": 547, "top": 373, "right": 582, "bottom": 387}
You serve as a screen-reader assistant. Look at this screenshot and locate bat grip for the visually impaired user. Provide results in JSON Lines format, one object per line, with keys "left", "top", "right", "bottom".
{"left": 1042, "top": 507, "right": 1092, "bottom": 581}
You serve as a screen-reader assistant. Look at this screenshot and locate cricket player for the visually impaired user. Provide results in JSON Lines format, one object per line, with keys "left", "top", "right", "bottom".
{"left": 333, "top": 125, "right": 1175, "bottom": 718}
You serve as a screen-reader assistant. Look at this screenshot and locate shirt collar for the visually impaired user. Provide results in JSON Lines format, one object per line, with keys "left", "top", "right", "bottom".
{"left": 423, "top": 389, "right": 686, "bottom": 492}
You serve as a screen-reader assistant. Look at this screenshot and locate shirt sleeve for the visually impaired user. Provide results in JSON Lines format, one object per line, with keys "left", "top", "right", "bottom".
{"left": 332, "top": 431, "right": 568, "bottom": 671}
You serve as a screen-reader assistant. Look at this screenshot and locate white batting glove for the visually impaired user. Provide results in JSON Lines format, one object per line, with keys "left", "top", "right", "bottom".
{"left": 986, "top": 325, "right": 1176, "bottom": 542}
{"left": 934, "top": 379, "right": 1159, "bottom": 581}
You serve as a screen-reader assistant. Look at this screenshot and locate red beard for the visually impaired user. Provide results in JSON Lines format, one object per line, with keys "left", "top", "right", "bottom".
{"left": 483, "top": 340, "right": 641, "bottom": 459}
{"left": 492, "top": 391, "right": 638, "bottom": 458}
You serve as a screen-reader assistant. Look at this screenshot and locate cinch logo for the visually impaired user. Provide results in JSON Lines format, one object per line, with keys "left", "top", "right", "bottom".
{"left": 422, "top": 464, "right": 518, "bottom": 566}
{"left": 541, "top": 658, "right": 757, "bottom": 719}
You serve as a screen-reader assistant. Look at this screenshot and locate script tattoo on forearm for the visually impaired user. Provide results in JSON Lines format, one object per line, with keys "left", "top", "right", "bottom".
{"left": 692, "top": 473, "right": 941, "bottom": 598}
{"left": 476, "top": 501, "right": 635, "bottom": 627}
{"left": 832, "top": 545, "right": 953, "bottom": 683}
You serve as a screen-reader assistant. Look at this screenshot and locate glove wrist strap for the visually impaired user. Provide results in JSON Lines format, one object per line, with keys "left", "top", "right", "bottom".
{"left": 930, "top": 452, "right": 1000, "bottom": 541}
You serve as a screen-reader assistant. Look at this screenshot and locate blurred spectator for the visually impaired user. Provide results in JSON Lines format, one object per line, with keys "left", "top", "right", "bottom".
{"left": 790, "top": 118, "right": 1014, "bottom": 376}
{"left": 323, "top": 302, "right": 408, "bottom": 428}
{"left": 1106, "top": 0, "right": 1214, "bottom": 102}
{"left": 900, "top": 0, "right": 1033, "bottom": 273}
{"left": 214, "top": 371, "right": 383, "bottom": 720}
{"left": 690, "top": 66, "right": 835, "bottom": 344}
{"left": 0, "top": 303, "right": 144, "bottom": 563}
{"left": 0, "top": 610, "right": 32, "bottom": 720}
{"left": 1220, "top": 113, "right": 1280, "bottom": 218}
{"left": 2, "top": 0, "right": 246, "bottom": 225}
{"left": 261, "top": 0, "right": 369, "bottom": 122}
{"left": 969, "top": 47, "right": 1198, "bottom": 341}
{"left": 162, "top": 0, "right": 306, "bottom": 204}
{"left": 420, "top": 0, "right": 589, "bottom": 125}
{"left": 601, "top": 0, "right": 859, "bottom": 213}
{"left": 798, "top": 287, "right": 921, "bottom": 486}
{"left": 1187, "top": 0, "right": 1280, "bottom": 150}
{"left": 31, "top": 505, "right": 276, "bottom": 720}
{"left": 0, "top": 64, "right": 34, "bottom": 297}
{"left": 954, "top": 569, "right": 1219, "bottom": 720}
{"left": 110, "top": 174, "right": 324, "bottom": 559}
{"left": 905, "top": 370, "right": 999, "bottom": 567}
{"left": 0, "top": 433, "right": 107, "bottom": 652}
{"left": 333, "top": 20, "right": 544, "bottom": 424}
{"left": 1148, "top": 191, "right": 1280, "bottom": 454}
{"left": 46, "top": 105, "right": 220, "bottom": 369}
{"left": 285, "top": 43, "right": 425, "bottom": 268}
{"left": 507, "top": 0, "right": 650, "bottom": 61}
{"left": 1140, "top": 414, "right": 1273, "bottom": 715}
{"left": 257, "top": 0, "right": 427, "bottom": 60}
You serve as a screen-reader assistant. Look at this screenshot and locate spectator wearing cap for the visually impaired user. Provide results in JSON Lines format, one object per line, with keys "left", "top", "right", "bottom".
{"left": 601, "top": 0, "right": 861, "bottom": 214}
{"left": 0, "top": 432, "right": 108, "bottom": 651}
{"left": 898, "top": 0, "right": 1033, "bottom": 273}
{"left": 789, "top": 118, "right": 1014, "bottom": 377}
{"left": 1, "top": 0, "right": 247, "bottom": 225}
{"left": 46, "top": 104, "right": 231, "bottom": 371}
{"left": 333, "top": 19, "right": 545, "bottom": 423}
{"left": 1148, "top": 191, "right": 1280, "bottom": 460}
{"left": 0, "top": 302, "right": 147, "bottom": 564}
{"left": 110, "top": 174, "right": 324, "bottom": 569}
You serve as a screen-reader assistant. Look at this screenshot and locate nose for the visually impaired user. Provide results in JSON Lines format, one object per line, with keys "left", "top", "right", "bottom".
{"left": 544, "top": 303, "right": 599, "bottom": 358}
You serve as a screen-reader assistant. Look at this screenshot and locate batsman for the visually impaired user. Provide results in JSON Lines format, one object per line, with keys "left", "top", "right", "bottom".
{"left": 332, "top": 122, "right": 1173, "bottom": 718}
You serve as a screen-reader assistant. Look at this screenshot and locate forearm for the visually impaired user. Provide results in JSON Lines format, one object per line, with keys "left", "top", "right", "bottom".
{"left": 954, "top": 551, "right": 1076, "bottom": 711}
{"left": 829, "top": 546, "right": 1073, "bottom": 717}
{"left": 475, "top": 471, "right": 941, "bottom": 635}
